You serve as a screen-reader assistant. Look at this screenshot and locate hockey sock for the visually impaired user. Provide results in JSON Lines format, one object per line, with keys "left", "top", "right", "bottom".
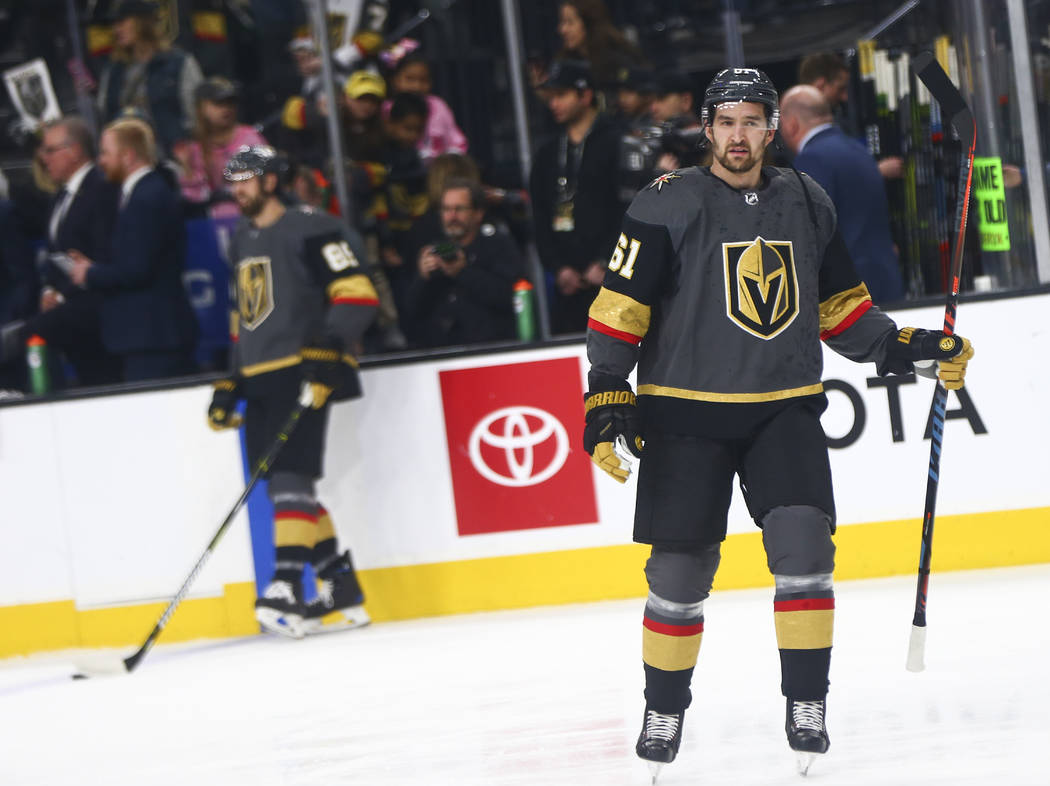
{"left": 642, "top": 593, "right": 704, "bottom": 713}
{"left": 773, "top": 573, "right": 834, "bottom": 699}
{"left": 273, "top": 501, "right": 319, "bottom": 583}
{"left": 311, "top": 504, "right": 339, "bottom": 576}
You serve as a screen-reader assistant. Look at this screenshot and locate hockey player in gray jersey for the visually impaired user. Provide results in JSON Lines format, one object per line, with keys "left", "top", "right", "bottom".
{"left": 207, "top": 145, "right": 379, "bottom": 638}
{"left": 582, "top": 69, "right": 974, "bottom": 779}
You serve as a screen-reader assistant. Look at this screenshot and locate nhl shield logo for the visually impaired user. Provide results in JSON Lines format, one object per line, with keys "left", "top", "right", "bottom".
{"left": 723, "top": 237, "right": 798, "bottom": 339}
{"left": 236, "top": 256, "right": 275, "bottom": 330}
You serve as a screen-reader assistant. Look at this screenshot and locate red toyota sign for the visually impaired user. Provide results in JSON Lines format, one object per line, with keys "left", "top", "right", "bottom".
{"left": 439, "top": 357, "right": 598, "bottom": 536}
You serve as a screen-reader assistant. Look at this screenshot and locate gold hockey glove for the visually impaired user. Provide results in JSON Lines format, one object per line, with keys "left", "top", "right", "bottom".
{"left": 583, "top": 388, "right": 644, "bottom": 483}
{"left": 207, "top": 378, "right": 243, "bottom": 431}
{"left": 299, "top": 335, "right": 359, "bottom": 409}
{"left": 884, "top": 328, "right": 975, "bottom": 390}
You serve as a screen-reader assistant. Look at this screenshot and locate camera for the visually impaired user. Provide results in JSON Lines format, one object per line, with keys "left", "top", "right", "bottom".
{"left": 432, "top": 241, "right": 461, "bottom": 262}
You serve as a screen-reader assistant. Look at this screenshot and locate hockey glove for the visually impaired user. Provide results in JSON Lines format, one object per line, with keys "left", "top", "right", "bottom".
{"left": 884, "top": 327, "right": 975, "bottom": 390}
{"left": 207, "top": 378, "right": 243, "bottom": 431}
{"left": 583, "top": 386, "right": 644, "bottom": 483}
{"left": 299, "top": 335, "right": 355, "bottom": 409}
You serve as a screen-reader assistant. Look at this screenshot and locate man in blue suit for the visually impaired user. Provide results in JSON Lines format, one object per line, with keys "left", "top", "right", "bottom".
{"left": 70, "top": 117, "right": 197, "bottom": 382}
{"left": 779, "top": 85, "right": 905, "bottom": 304}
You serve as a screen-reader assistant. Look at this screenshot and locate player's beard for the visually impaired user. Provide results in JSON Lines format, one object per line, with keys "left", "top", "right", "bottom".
{"left": 713, "top": 139, "right": 762, "bottom": 173}
{"left": 237, "top": 190, "right": 269, "bottom": 218}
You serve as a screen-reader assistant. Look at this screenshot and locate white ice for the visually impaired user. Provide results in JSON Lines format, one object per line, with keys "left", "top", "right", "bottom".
{"left": 2, "top": 565, "right": 1048, "bottom": 786}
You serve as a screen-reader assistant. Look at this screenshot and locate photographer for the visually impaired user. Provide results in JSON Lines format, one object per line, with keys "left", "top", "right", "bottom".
{"left": 648, "top": 71, "right": 705, "bottom": 172}
{"left": 404, "top": 179, "right": 525, "bottom": 348}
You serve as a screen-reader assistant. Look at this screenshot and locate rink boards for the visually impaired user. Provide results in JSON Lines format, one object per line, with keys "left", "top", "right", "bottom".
{"left": 1, "top": 294, "right": 1048, "bottom": 656}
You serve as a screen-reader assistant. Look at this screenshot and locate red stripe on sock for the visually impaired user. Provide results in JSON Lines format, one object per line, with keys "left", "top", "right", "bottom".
{"left": 643, "top": 616, "right": 703, "bottom": 637}
{"left": 274, "top": 510, "right": 318, "bottom": 522}
{"left": 774, "top": 598, "right": 835, "bottom": 613}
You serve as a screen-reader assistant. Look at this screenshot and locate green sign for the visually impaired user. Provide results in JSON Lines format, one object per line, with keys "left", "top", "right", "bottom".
{"left": 972, "top": 156, "right": 1010, "bottom": 251}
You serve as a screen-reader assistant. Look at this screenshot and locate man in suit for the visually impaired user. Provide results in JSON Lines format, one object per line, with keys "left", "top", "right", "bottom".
{"left": 0, "top": 117, "right": 123, "bottom": 386}
{"left": 70, "top": 117, "right": 197, "bottom": 382}
{"left": 779, "top": 85, "right": 905, "bottom": 304}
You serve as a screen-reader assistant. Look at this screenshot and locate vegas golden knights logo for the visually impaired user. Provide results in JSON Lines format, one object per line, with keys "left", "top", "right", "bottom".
{"left": 236, "top": 257, "right": 275, "bottom": 330}
{"left": 723, "top": 237, "right": 798, "bottom": 339}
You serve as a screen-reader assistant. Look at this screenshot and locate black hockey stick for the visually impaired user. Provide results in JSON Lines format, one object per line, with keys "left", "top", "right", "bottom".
{"left": 905, "top": 52, "right": 976, "bottom": 673}
{"left": 72, "top": 384, "right": 315, "bottom": 679}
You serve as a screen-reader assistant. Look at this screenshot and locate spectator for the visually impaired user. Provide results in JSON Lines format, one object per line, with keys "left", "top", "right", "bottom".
{"left": 343, "top": 69, "right": 387, "bottom": 162}
{"left": 384, "top": 51, "right": 468, "bottom": 162}
{"left": 96, "top": 0, "right": 204, "bottom": 157}
{"left": 649, "top": 72, "right": 704, "bottom": 172}
{"left": 798, "top": 51, "right": 903, "bottom": 180}
{"left": 614, "top": 66, "right": 658, "bottom": 131}
{"left": 0, "top": 198, "right": 38, "bottom": 391}
{"left": 0, "top": 117, "right": 122, "bottom": 387}
{"left": 69, "top": 118, "right": 197, "bottom": 382}
{"left": 779, "top": 85, "right": 904, "bottom": 303}
{"left": 402, "top": 152, "right": 483, "bottom": 268}
{"left": 277, "top": 36, "right": 335, "bottom": 169}
{"left": 405, "top": 178, "right": 525, "bottom": 348}
{"left": 175, "top": 77, "right": 267, "bottom": 219}
{"left": 555, "top": 0, "right": 644, "bottom": 94}
{"left": 529, "top": 60, "right": 625, "bottom": 334}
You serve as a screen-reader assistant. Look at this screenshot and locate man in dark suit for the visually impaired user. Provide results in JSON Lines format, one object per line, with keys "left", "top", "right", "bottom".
{"left": 779, "top": 85, "right": 905, "bottom": 304}
{"left": 0, "top": 117, "right": 122, "bottom": 386}
{"left": 70, "top": 117, "right": 197, "bottom": 382}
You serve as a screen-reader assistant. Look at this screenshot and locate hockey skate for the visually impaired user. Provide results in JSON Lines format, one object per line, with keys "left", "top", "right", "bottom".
{"left": 301, "top": 552, "right": 370, "bottom": 634}
{"left": 255, "top": 579, "right": 306, "bottom": 639}
{"left": 785, "top": 698, "right": 830, "bottom": 776}
{"left": 635, "top": 707, "right": 684, "bottom": 784}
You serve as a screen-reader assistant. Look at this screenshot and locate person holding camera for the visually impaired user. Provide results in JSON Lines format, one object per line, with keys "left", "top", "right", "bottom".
{"left": 404, "top": 178, "right": 526, "bottom": 348}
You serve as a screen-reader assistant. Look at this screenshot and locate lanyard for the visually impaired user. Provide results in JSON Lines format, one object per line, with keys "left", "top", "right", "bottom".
{"left": 556, "top": 125, "right": 591, "bottom": 203}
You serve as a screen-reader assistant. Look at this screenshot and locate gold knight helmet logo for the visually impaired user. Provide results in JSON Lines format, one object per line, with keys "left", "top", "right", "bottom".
{"left": 723, "top": 237, "right": 799, "bottom": 339}
{"left": 236, "top": 256, "right": 275, "bottom": 330}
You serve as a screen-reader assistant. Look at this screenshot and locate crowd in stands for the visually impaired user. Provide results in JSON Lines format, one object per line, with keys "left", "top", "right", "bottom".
{"left": 0, "top": 0, "right": 909, "bottom": 396}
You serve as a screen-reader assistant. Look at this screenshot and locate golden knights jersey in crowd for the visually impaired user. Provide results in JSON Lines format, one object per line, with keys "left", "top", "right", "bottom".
{"left": 228, "top": 205, "right": 378, "bottom": 398}
{"left": 586, "top": 165, "right": 901, "bottom": 435}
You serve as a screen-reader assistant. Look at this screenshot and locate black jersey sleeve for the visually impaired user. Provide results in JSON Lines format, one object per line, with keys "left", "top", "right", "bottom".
{"left": 585, "top": 197, "right": 674, "bottom": 389}
{"left": 300, "top": 215, "right": 379, "bottom": 348}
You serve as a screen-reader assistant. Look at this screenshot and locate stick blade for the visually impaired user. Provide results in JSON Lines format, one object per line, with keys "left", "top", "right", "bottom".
{"left": 71, "top": 652, "right": 132, "bottom": 679}
{"left": 906, "top": 624, "right": 927, "bottom": 672}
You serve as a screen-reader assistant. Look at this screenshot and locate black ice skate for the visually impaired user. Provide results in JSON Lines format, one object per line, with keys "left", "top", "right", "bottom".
{"left": 785, "top": 698, "right": 830, "bottom": 776}
{"left": 254, "top": 579, "right": 306, "bottom": 639}
{"left": 636, "top": 707, "right": 684, "bottom": 784}
{"left": 301, "top": 551, "right": 370, "bottom": 634}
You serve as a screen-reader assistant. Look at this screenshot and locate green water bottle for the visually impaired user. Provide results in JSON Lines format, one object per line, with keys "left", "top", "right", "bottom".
{"left": 513, "top": 279, "right": 536, "bottom": 342}
{"left": 26, "top": 335, "right": 50, "bottom": 394}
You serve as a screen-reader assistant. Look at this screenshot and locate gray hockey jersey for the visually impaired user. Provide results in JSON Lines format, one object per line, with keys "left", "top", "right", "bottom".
{"left": 228, "top": 205, "right": 378, "bottom": 377}
{"left": 586, "top": 166, "right": 899, "bottom": 434}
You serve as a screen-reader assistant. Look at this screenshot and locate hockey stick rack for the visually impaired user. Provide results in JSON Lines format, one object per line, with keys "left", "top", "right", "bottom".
{"left": 905, "top": 52, "right": 976, "bottom": 673}
{"left": 72, "top": 385, "right": 315, "bottom": 679}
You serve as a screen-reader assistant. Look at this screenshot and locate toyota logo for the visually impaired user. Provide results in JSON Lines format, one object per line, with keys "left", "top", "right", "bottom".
{"left": 468, "top": 406, "right": 569, "bottom": 487}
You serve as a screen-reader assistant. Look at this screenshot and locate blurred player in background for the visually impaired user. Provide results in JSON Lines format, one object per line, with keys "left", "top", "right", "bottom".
{"left": 208, "top": 145, "right": 379, "bottom": 638}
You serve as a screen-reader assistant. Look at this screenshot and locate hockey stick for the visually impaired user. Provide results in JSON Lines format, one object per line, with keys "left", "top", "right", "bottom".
{"left": 905, "top": 52, "right": 976, "bottom": 673}
{"left": 72, "top": 384, "right": 315, "bottom": 679}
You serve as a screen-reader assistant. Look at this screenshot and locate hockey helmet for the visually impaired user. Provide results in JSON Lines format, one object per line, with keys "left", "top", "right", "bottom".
{"left": 700, "top": 67, "right": 779, "bottom": 130}
{"left": 223, "top": 145, "right": 284, "bottom": 183}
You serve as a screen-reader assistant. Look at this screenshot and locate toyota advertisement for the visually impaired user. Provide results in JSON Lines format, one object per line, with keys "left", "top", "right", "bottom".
{"left": 439, "top": 357, "right": 599, "bottom": 536}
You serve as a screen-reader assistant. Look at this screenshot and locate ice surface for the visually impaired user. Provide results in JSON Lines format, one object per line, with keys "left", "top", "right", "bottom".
{"left": 2, "top": 565, "right": 1048, "bottom": 785}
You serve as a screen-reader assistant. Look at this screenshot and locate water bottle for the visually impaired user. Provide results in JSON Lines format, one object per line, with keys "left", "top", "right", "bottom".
{"left": 26, "top": 335, "right": 50, "bottom": 394}
{"left": 513, "top": 279, "right": 536, "bottom": 342}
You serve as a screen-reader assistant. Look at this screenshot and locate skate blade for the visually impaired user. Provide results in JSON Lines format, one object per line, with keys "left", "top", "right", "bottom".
{"left": 647, "top": 761, "right": 664, "bottom": 784}
{"left": 255, "top": 607, "right": 306, "bottom": 639}
{"left": 302, "top": 605, "right": 371, "bottom": 635}
{"left": 796, "top": 751, "right": 820, "bottom": 776}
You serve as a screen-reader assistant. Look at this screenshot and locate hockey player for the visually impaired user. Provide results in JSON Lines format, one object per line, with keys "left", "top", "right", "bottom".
{"left": 582, "top": 68, "right": 974, "bottom": 779}
{"left": 208, "top": 145, "right": 379, "bottom": 638}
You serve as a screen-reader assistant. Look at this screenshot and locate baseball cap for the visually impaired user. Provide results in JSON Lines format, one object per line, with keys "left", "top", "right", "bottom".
{"left": 615, "top": 66, "right": 658, "bottom": 93}
{"left": 345, "top": 70, "right": 386, "bottom": 100}
{"left": 107, "top": 0, "right": 158, "bottom": 21}
{"left": 195, "top": 77, "right": 239, "bottom": 104}
{"left": 656, "top": 71, "right": 695, "bottom": 97}
{"left": 540, "top": 59, "right": 594, "bottom": 91}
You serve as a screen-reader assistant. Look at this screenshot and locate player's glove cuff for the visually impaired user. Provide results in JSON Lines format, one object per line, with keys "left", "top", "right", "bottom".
{"left": 207, "top": 377, "right": 243, "bottom": 431}
{"left": 881, "top": 327, "right": 971, "bottom": 378}
{"left": 583, "top": 384, "right": 644, "bottom": 484}
{"left": 299, "top": 335, "right": 361, "bottom": 408}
